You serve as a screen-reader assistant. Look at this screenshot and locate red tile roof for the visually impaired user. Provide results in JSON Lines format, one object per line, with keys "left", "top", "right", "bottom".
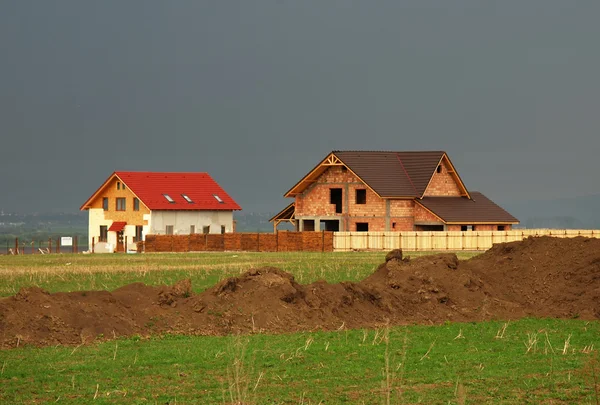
{"left": 81, "top": 172, "right": 241, "bottom": 211}
{"left": 108, "top": 221, "right": 127, "bottom": 232}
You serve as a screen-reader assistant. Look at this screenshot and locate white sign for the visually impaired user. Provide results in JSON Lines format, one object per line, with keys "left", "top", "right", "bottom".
{"left": 61, "top": 237, "right": 73, "bottom": 246}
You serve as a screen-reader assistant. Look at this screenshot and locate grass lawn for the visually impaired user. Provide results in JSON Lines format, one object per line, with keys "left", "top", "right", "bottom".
{"left": 1, "top": 251, "right": 599, "bottom": 404}
{"left": 0, "top": 251, "right": 478, "bottom": 297}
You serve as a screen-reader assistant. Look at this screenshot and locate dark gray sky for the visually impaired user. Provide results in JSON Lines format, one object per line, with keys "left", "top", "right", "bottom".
{"left": 1, "top": 1, "right": 599, "bottom": 214}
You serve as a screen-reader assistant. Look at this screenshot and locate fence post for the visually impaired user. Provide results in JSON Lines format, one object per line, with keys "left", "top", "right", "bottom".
{"left": 56, "top": 238, "right": 60, "bottom": 254}
{"left": 48, "top": 238, "right": 52, "bottom": 253}
{"left": 92, "top": 237, "right": 95, "bottom": 253}
{"left": 15, "top": 237, "right": 19, "bottom": 255}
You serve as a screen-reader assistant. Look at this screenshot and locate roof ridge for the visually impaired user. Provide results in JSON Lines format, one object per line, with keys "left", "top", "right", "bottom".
{"left": 394, "top": 153, "right": 418, "bottom": 195}
{"left": 333, "top": 150, "right": 446, "bottom": 153}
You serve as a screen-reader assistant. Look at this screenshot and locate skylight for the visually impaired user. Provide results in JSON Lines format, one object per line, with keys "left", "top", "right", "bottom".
{"left": 181, "top": 194, "right": 194, "bottom": 204}
{"left": 213, "top": 194, "right": 224, "bottom": 203}
{"left": 163, "top": 194, "right": 175, "bottom": 203}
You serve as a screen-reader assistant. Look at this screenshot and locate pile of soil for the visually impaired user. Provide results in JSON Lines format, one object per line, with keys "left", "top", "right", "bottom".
{"left": 1, "top": 236, "right": 599, "bottom": 348}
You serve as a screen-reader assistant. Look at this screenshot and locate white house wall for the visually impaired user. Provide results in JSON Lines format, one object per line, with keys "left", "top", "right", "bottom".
{"left": 150, "top": 210, "right": 234, "bottom": 235}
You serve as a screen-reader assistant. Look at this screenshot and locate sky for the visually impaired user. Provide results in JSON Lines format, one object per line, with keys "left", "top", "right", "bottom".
{"left": 1, "top": 1, "right": 599, "bottom": 214}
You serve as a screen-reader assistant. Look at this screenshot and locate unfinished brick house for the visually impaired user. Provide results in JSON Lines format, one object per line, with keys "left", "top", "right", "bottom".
{"left": 270, "top": 151, "right": 518, "bottom": 232}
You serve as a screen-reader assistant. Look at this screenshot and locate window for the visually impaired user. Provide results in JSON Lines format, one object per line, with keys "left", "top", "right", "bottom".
{"left": 330, "top": 188, "right": 342, "bottom": 213}
{"left": 116, "top": 197, "right": 126, "bottom": 211}
{"left": 117, "top": 182, "right": 121, "bottom": 190}
{"left": 356, "top": 189, "right": 366, "bottom": 204}
{"left": 134, "top": 226, "right": 143, "bottom": 242}
{"left": 202, "top": 225, "right": 210, "bottom": 234}
{"left": 163, "top": 194, "right": 175, "bottom": 203}
{"left": 190, "top": 225, "right": 195, "bottom": 234}
{"left": 181, "top": 194, "right": 194, "bottom": 204}
{"left": 133, "top": 198, "right": 140, "bottom": 211}
{"left": 461, "top": 225, "right": 475, "bottom": 231}
{"left": 497, "top": 225, "right": 505, "bottom": 231}
{"left": 102, "top": 197, "right": 109, "bottom": 211}
{"left": 221, "top": 225, "right": 226, "bottom": 234}
{"left": 165, "top": 225, "right": 174, "bottom": 235}
{"left": 437, "top": 165, "right": 442, "bottom": 173}
{"left": 99, "top": 225, "right": 108, "bottom": 242}
{"left": 356, "top": 223, "right": 369, "bottom": 232}
{"left": 392, "top": 222, "right": 396, "bottom": 229}
{"left": 213, "top": 194, "right": 224, "bottom": 204}
{"left": 122, "top": 183, "right": 126, "bottom": 190}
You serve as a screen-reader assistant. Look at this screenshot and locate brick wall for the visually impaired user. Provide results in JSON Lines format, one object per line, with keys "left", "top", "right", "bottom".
{"left": 414, "top": 204, "right": 442, "bottom": 223}
{"left": 423, "top": 158, "right": 463, "bottom": 197}
{"left": 143, "top": 231, "right": 334, "bottom": 253}
{"left": 295, "top": 166, "right": 367, "bottom": 216}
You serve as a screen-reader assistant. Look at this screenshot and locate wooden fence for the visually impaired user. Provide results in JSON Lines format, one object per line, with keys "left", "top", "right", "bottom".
{"left": 143, "top": 231, "right": 334, "bottom": 253}
{"left": 333, "top": 229, "right": 600, "bottom": 252}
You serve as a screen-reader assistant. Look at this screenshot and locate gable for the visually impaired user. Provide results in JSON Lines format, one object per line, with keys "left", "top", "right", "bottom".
{"left": 422, "top": 155, "right": 467, "bottom": 197}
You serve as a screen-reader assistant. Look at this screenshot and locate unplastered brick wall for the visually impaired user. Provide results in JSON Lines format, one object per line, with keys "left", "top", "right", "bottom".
{"left": 348, "top": 217, "right": 386, "bottom": 232}
{"left": 389, "top": 216, "right": 415, "bottom": 231}
{"left": 348, "top": 185, "right": 385, "bottom": 217}
{"left": 423, "top": 158, "right": 463, "bottom": 197}
{"left": 143, "top": 232, "right": 334, "bottom": 253}
{"left": 414, "top": 204, "right": 442, "bottom": 223}
{"left": 295, "top": 166, "right": 363, "bottom": 216}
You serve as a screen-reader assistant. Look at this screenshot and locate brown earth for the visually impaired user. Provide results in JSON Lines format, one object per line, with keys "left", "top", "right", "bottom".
{"left": 1, "top": 236, "right": 599, "bottom": 349}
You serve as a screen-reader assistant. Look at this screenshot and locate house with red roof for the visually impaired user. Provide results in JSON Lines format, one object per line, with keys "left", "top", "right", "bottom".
{"left": 80, "top": 172, "right": 241, "bottom": 252}
{"left": 270, "top": 151, "right": 518, "bottom": 232}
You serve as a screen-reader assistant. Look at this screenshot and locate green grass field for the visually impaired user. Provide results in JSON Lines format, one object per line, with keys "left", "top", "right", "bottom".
{"left": 1, "top": 252, "right": 599, "bottom": 404}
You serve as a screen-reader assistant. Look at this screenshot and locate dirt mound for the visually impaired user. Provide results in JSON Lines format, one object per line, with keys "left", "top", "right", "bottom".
{"left": 1, "top": 236, "right": 599, "bottom": 348}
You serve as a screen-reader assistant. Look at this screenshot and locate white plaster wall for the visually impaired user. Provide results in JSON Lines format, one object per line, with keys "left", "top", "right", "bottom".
{"left": 87, "top": 209, "right": 137, "bottom": 252}
{"left": 87, "top": 208, "right": 110, "bottom": 248}
{"left": 150, "top": 210, "right": 234, "bottom": 235}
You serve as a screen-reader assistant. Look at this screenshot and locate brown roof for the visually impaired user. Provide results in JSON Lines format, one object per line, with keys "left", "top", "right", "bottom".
{"left": 417, "top": 192, "right": 519, "bottom": 224}
{"left": 333, "top": 151, "right": 453, "bottom": 197}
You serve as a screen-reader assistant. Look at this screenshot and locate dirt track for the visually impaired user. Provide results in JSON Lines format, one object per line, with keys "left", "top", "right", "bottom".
{"left": 1, "top": 236, "right": 599, "bottom": 348}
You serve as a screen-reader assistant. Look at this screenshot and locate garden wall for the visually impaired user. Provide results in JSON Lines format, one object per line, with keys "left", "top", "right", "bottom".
{"left": 142, "top": 231, "right": 334, "bottom": 253}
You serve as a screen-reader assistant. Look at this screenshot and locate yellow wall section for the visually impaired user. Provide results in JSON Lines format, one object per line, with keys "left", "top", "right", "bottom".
{"left": 88, "top": 176, "right": 150, "bottom": 225}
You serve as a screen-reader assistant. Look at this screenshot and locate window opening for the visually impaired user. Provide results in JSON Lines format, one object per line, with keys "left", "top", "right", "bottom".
{"left": 134, "top": 226, "right": 143, "bottom": 242}
{"left": 356, "top": 189, "right": 366, "bottom": 204}
{"left": 163, "top": 194, "right": 175, "bottom": 203}
{"left": 330, "top": 188, "right": 342, "bottom": 213}
{"left": 182, "top": 194, "right": 194, "bottom": 203}
{"left": 165, "top": 225, "right": 174, "bottom": 235}
{"left": 116, "top": 197, "right": 126, "bottom": 211}
{"left": 99, "top": 225, "right": 108, "bottom": 242}
{"left": 356, "top": 223, "right": 369, "bottom": 232}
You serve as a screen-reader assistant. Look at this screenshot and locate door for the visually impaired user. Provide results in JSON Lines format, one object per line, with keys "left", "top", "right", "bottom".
{"left": 116, "top": 230, "right": 125, "bottom": 252}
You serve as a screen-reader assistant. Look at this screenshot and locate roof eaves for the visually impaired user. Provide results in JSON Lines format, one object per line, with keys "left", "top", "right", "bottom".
{"left": 79, "top": 172, "right": 118, "bottom": 210}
